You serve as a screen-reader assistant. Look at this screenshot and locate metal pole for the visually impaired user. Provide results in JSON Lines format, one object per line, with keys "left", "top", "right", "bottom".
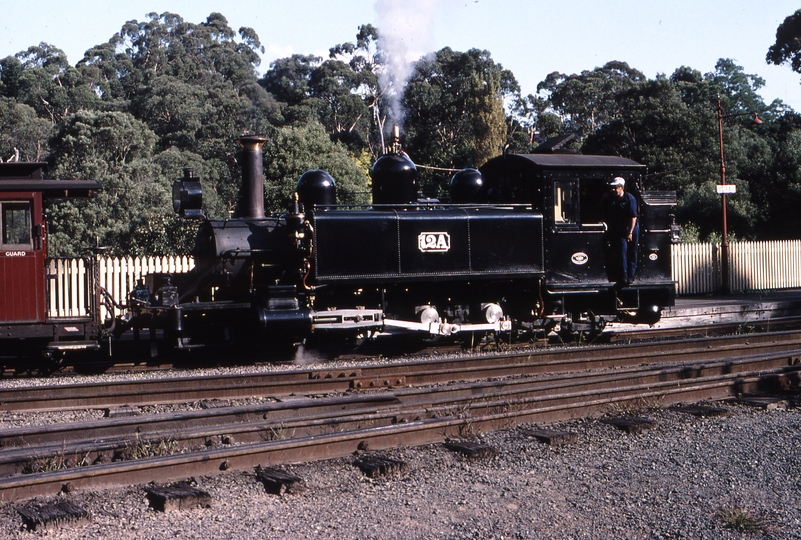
{"left": 717, "top": 98, "right": 730, "bottom": 295}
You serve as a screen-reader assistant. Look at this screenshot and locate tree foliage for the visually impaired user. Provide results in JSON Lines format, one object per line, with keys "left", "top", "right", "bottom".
{"left": 1, "top": 10, "right": 801, "bottom": 256}
{"left": 0, "top": 97, "right": 53, "bottom": 161}
{"left": 579, "top": 59, "right": 785, "bottom": 241}
{"left": 536, "top": 61, "right": 646, "bottom": 139}
{"left": 767, "top": 9, "right": 801, "bottom": 72}
{"left": 402, "top": 47, "right": 517, "bottom": 192}
{"left": 262, "top": 122, "right": 370, "bottom": 213}
{"left": 261, "top": 25, "right": 381, "bottom": 155}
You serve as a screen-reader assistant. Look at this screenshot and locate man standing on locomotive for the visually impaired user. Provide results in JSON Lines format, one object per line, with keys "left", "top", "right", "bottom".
{"left": 602, "top": 176, "right": 639, "bottom": 285}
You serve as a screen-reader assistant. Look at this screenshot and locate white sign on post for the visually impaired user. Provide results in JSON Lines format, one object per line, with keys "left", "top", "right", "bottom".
{"left": 716, "top": 184, "right": 736, "bottom": 194}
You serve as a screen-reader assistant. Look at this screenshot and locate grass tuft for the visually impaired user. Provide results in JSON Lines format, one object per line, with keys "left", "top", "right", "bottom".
{"left": 717, "top": 506, "right": 762, "bottom": 532}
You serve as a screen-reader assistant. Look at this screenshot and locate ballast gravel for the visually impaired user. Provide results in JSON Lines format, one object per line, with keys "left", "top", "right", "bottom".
{"left": 1, "top": 401, "right": 799, "bottom": 539}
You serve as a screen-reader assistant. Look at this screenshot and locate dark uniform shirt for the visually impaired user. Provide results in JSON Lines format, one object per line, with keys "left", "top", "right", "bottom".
{"left": 603, "top": 192, "right": 638, "bottom": 237}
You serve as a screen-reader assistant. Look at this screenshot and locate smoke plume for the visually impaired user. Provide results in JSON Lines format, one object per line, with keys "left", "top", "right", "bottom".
{"left": 373, "top": 0, "right": 436, "bottom": 129}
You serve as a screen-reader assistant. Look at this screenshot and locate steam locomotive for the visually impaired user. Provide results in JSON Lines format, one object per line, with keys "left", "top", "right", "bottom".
{"left": 0, "top": 130, "right": 677, "bottom": 365}
{"left": 125, "top": 131, "right": 678, "bottom": 354}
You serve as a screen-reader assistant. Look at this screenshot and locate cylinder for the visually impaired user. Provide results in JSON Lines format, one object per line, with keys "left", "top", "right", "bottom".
{"left": 237, "top": 136, "right": 268, "bottom": 219}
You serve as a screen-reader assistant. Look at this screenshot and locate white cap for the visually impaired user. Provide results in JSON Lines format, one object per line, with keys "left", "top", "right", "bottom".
{"left": 610, "top": 177, "right": 625, "bottom": 187}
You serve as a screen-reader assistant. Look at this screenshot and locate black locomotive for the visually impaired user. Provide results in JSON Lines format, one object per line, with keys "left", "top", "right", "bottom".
{"left": 128, "top": 130, "right": 678, "bottom": 353}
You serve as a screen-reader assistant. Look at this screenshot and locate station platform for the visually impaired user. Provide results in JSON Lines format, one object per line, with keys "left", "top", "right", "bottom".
{"left": 614, "top": 289, "right": 801, "bottom": 331}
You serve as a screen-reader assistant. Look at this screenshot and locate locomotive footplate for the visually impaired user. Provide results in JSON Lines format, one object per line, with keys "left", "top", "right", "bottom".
{"left": 137, "top": 303, "right": 385, "bottom": 334}
{"left": 46, "top": 339, "right": 101, "bottom": 351}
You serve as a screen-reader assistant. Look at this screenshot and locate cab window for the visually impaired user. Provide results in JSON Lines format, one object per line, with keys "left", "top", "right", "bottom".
{"left": 553, "top": 180, "right": 577, "bottom": 225}
{"left": 554, "top": 177, "right": 615, "bottom": 229}
{"left": 1, "top": 202, "right": 32, "bottom": 247}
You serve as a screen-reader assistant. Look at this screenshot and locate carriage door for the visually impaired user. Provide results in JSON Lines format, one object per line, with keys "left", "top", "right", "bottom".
{"left": 0, "top": 194, "right": 45, "bottom": 323}
{"left": 546, "top": 176, "right": 609, "bottom": 284}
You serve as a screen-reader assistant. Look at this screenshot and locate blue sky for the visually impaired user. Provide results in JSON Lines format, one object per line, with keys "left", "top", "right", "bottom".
{"left": 2, "top": 0, "right": 800, "bottom": 110}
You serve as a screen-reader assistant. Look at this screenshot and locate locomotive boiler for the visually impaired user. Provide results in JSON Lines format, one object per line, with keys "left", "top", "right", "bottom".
{"left": 129, "top": 130, "right": 677, "bottom": 354}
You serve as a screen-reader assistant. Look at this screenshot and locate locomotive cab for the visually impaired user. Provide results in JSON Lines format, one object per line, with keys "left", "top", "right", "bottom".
{"left": 479, "top": 152, "right": 676, "bottom": 325}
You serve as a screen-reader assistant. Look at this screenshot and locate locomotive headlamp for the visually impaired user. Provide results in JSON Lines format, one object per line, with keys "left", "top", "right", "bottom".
{"left": 173, "top": 167, "right": 203, "bottom": 218}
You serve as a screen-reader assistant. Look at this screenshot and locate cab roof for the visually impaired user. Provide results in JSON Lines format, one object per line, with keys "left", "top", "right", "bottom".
{"left": 484, "top": 153, "right": 645, "bottom": 170}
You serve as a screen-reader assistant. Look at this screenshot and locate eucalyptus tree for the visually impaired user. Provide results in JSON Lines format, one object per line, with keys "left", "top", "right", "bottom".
{"left": 536, "top": 61, "right": 646, "bottom": 140}
{"left": 261, "top": 54, "right": 320, "bottom": 106}
{"left": 0, "top": 97, "right": 54, "bottom": 162}
{"left": 45, "top": 110, "right": 167, "bottom": 256}
{"left": 581, "top": 60, "right": 775, "bottom": 241}
{"left": 260, "top": 25, "right": 381, "bottom": 158}
{"left": 2, "top": 44, "right": 101, "bottom": 125}
{"left": 506, "top": 92, "right": 564, "bottom": 153}
{"left": 401, "top": 47, "right": 518, "bottom": 193}
{"left": 78, "top": 12, "right": 276, "bottom": 147}
{"left": 767, "top": 9, "right": 801, "bottom": 73}
{"left": 262, "top": 121, "right": 371, "bottom": 213}
{"left": 76, "top": 12, "right": 279, "bottom": 218}
{"left": 326, "top": 24, "right": 382, "bottom": 151}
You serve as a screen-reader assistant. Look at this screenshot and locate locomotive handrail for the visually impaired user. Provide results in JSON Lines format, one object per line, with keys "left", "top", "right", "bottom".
{"left": 301, "top": 203, "right": 537, "bottom": 211}
{"left": 218, "top": 248, "right": 285, "bottom": 259}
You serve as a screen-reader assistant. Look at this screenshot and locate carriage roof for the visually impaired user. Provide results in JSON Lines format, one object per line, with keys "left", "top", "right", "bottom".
{"left": 0, "top": 162, "right": 101, "bottom": 198}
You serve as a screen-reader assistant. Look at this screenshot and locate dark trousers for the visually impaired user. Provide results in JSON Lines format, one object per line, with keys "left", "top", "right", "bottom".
{"left": 606, "top": 231, "right": 639, "bottom": 283}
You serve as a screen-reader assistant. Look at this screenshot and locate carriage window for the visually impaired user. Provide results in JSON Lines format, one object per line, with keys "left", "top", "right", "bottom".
{"left": 1, "top": 202, "right": 32, "bottom": 246}
{"left": 553, "top": 180, "right": 577, "bottom": 224}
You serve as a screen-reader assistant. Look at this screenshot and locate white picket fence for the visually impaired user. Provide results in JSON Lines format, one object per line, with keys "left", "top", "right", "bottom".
{"left": 46, "top": 241, "right": 801, "bottom": 319}
{"left": 47, "top": 256, "right": 194, "bottom": 320}
{"left": 47, "top": 258, "right": 92, "bottom": 319}
{"left": 671, "top": 240, "right": 801, "bottom": 295}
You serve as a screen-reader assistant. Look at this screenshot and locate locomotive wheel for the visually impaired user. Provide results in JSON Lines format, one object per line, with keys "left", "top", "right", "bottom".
{"left": 352, "top": 331, "right": 374, "bottom": 349}
{"left": 477, "top": 332, "right": 510, "bottom": 352}
{"left": 557, "top": 318, "right": 575, "bottom": 342}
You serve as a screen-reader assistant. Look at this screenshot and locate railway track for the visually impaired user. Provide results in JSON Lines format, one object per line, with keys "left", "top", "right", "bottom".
{"left": 2, "top": 307, "right": 799, "bottom": 379}
{"left": 2, "top": 330, "right": 801, "bottom": 412}
{"left": 0, "top": 331, "right": 800, "bottom": 502}
{"left": 4, "top": 310, "right": 797, "bottom": 380}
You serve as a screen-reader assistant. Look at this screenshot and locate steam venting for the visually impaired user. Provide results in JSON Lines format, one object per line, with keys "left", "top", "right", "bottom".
{"left": 374, "top": 0, "right": 436, "bottom": 129}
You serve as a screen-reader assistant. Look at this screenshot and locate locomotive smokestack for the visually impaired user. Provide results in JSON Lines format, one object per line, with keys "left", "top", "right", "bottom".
{"left": 236, "top": 136, "right": 268, "bottom": 219}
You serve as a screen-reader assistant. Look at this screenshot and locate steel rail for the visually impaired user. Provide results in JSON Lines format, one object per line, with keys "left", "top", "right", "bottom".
{"left": 4, "top": 348, "right": 797, "bottom": 449}
{"left": 0, "top": 350, "right": 798, "bottom": 493}
{"left": 0, "top": 362, "right": 797, "bottom": 502}
{"left": 2, "top": 330, "right": 801, "bottom": 412}
{"left": 4, "top": 351, "right": 798, "bottom": 450}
